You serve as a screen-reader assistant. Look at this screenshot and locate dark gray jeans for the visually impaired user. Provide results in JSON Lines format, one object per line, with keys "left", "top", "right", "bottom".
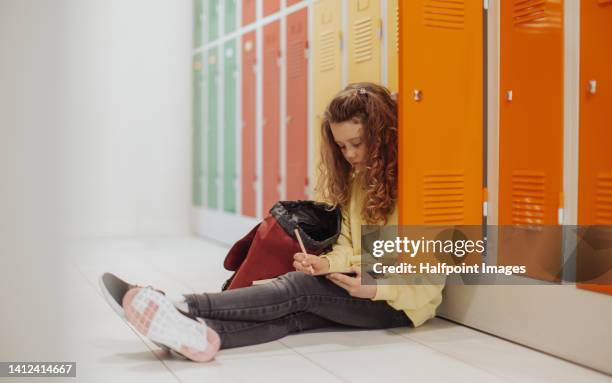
{"left": 183, "top": 271, "right": 412, "bottom": 349}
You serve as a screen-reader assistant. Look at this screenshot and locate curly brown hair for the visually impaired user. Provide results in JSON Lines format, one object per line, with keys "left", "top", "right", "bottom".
{"left": 316, "top": 82, "right": 398, "bottom": 224}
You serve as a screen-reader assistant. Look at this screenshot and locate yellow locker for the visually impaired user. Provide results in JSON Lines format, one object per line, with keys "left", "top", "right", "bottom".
{"left": 347, "top": 0, "right": 381, "bottom": 84}
{"left": 312, "top": 0, "right": 343, "bottom": 193}
{"left": 399, "top": 0, "right": 483, "bottom": 225}
{"left": 386, "top": 0, "right": 399, "bottom": 93}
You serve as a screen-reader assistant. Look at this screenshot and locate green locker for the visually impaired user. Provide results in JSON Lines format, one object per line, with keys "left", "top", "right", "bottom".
{"left": 223, "top": 39, "right": 238, "bottom": 213}
{"left": 192, "top": 54, "right": 204, "bottom": 206}
{"left": 206, "top": 0, "right": 220, "bottom": 42}
{"left": 224, "top": 0, "right": 238, "bottom": 35}
{"left": 207, "top": 48, "right": 220, "bottom": 209}
{"left": 193, "top": 0, "right": 203, "bottom": 48}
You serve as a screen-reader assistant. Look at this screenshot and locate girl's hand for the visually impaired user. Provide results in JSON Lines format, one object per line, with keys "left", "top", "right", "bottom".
{"left": 326, "top": 266, "right": 377, "bottom": 299}
{"left": 293, "top": 253, "right": 330, "bottom": 275}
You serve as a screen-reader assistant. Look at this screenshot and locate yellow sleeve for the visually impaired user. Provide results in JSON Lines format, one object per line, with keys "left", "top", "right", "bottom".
{"left": 320, "top": 207, "right": 353, "bottom": 272}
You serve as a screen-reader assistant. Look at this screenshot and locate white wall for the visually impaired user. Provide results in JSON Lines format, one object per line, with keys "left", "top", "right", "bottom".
{"left": 0, "top": 0, "right": 192, "bottom": 360}
{"left": 57, "top": 0, "right": 193, "bottom": 237}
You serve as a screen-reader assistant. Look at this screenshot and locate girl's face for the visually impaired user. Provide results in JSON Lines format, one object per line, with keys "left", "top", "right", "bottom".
{"left": 330, "top": 120, "right": 366, "bottom": 171}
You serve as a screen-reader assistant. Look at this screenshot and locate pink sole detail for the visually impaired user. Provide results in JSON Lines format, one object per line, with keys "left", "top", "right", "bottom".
{"left": 179, "top": 327, "right": 221, "bottom": 362}
{"left": 122, "top": 287, "right": 220, "bottom": 363}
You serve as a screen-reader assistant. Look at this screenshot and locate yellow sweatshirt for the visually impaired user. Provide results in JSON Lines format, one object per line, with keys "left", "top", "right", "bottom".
{"left": 320, "top": 174, "right": 445, "bottom": 327}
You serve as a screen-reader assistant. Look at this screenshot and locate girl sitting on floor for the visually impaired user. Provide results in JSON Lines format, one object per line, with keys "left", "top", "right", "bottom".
{"left": 100, "top": 82, "right": 445, "bottom": 362}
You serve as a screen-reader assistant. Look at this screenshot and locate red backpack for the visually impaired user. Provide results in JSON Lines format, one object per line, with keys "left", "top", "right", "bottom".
{"left": 222, "top": 201, "right": 341, "bottom": 290}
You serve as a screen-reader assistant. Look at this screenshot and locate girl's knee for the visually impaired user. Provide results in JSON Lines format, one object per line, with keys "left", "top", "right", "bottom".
{"left": 278, "top": 271, "right": 325, "bottom": 292}
{"left": 280, "top": 271, "right": 311, "bottom": 284}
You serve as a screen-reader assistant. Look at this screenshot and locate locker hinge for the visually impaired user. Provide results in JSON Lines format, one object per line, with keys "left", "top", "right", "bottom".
{"left": 483, "top": 187, "right": 488, "bottom": 217}
{"left": 557, "top": 192, "right": 564, "bottom": 224}
{"left": 483, "top": 0, "right": 489, "bottom": 10}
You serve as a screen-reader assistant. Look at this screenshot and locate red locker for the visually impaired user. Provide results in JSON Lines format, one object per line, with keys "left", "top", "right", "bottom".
{"left": 263, "top": 0, "right": 280, "bottom": 17}
{"left": 241, "top": 31, "right": 257, "bottom": 217}
{"left": 287, "top": 0, "right": 303, "bottom": 6}
{"left": 242, "top": 0, "right": 256, "bottom": 26}
{"left": 286, "top": 9, "right": 309, "bottom": 201}
{"left": 263, "top": 21, "right": 281, "bottom": 215}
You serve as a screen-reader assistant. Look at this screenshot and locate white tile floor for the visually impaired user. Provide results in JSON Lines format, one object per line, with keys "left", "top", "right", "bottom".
{"left": 60, "top": 237, "right": 611, "bottom": 383}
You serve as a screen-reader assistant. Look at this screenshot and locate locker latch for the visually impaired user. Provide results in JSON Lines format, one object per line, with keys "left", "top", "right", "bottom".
{"left": 413, "top": 89, "right": 422, "bottom": 102}
{"left": 505, "top": 90, "right": 513, "bottom": 102}
{"left": 588, "top": 80, "right": 597, "bottom": 95}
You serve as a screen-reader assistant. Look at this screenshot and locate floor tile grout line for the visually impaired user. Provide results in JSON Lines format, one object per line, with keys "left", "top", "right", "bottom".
{"left": 283, "top": 327, "right": 512, "bottom": 383}
{"left": 392, "top": 316, "right": 612, "bottom": 381}
{"left": 69, "top": 258, "right": 185, "bottom": 383}
{"left": 146, "top": 243, "right": 232, "bottom": 294}
{"left": 387, "top": 326, "right": 523, "bottom": 383}
{"left": 147, "top": 257, "right": 200, "bottom": 294}
{"left": 435, "top": 317, "right": 612, "bottom": 378}
{"left": 277, "top": 339, "right": 351, "bottom": 383}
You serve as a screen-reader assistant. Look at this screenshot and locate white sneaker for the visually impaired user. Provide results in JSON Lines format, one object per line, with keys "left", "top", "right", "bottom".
{"left": 122, "top": 287, "right": 221, "bottom": 362}
{"left": 99, "top": 272, "right": 172, "bottom": 353}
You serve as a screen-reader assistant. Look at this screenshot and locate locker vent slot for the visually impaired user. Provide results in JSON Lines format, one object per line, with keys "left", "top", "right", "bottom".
{"left": 353, "top": 17, "right": 373, "bottom": 63}
{"left": 423, "top": 173, "right": 465, "bottom": 224}
{"left": 319, "top": 30, "right": 335, "bottom": 72}
{"left": 513, "top": 0, "right": 546, "bottom": 26}
{"left": 511, "top": 172, "right": 545, "bottom": 225}
{"left": 513, "top": 0, "right": 562, "bottom": 29}
{"left": 395, "top": 4, "right": 400, "bottom": 53}
{"left": 288, "top": 40, "right": 304, "bottom": 78}
{"left": 596, "top": 173, "right": 612, "bottom": 224}
{"left": 423, "top": 0, "right": 465, "bottom": 30}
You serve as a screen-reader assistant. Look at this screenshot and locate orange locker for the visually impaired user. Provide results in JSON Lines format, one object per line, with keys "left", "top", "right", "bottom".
{"left": 498, "top": 1, "right": 564, "bottom": 281}
{"left": 312, "top": 0, "right": 343, "bottom": 194}
{"left": 287, "top": 0, "right": 303, "bottom": 6}
{"left": 241, "top": 32, "right": 257, "bottom": 217}
{"left": 243, "top": 0, "right": 256, "bottom": 26}
{"left": 286, "top": 9, "right": 309, "bottom": 201}
{"left": 263, "top": 21, "right": 281, "bottom": 215}
{"left": 263, "top": 0, "right": 280, "bottom": 17}
{"left": 577, "top": 0, "right": 612, "bottom": 295}
{"left": 347, "top": 0, "right": 381, "bottom": 84}
{"left": 398, "top": 0, "right": 483, "bottom": 225}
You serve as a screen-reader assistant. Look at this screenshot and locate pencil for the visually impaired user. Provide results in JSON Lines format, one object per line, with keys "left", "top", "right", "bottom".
{"left": 294, "top": 229, "right": 307, "bottom": 254}
{"left": 294, "top": 229, "right": 314, "bottom": 274}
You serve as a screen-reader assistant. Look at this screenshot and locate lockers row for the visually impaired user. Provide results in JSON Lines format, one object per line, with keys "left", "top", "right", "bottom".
{"left": 397, "top": 0, "right": 611, "bottom": 294}
{"left": 192, "top": 0, "right": 611, "bottom": 292}
{"left": 193, "top": 0, "right": 400, "bottom": 218}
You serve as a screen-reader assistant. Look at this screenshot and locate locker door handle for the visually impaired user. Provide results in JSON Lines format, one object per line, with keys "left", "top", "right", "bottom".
{"left": 506, "top": 90, "right": 513, "bottom": 102}
{"left": 413, "top": 89, "right": 422, "bottom": 102}
{"left": 588, "top": 80, "right": 597, "bottom": 95}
